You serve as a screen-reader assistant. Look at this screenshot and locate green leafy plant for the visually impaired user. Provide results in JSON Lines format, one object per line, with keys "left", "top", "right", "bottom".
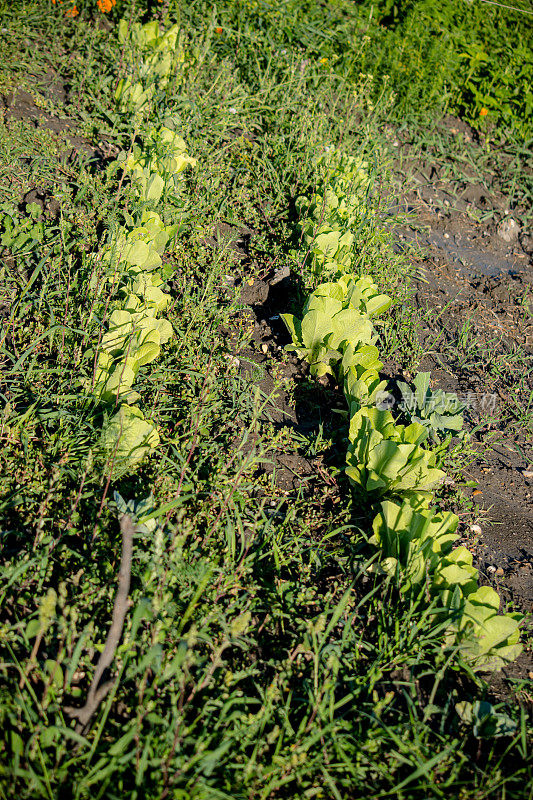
{"left": 287, "top": 143, "right": 522, "bottom": 672}
{"left": 88, "top": 213, "right": 179, "bottom": 414}
{"left": 100, "top": 404, "right": 160, "bottom": 477}
{"left": 445, "top": 585, "right": 523, "bottom": 671}
{"left": 115, "top": 20, "right": 185, "bottom": 114}
{"left": 346, "top": 406, "right": 445, "bottom": 498}
{"left": 455, "top": 700, "right": 519, "bottom": 738}
{"left": 0, "top": 5, "right": 529, "bottom": 796}
{"left": 372, "top": 498, "right": 523, "bottom": 670}
{"left": 297, "top": 151, "right": 372, "bottom": 276}
{"left": 83, "top": 29, "right": 196, "bottom": 474}
{"left": 281, "top": 274, "right": 391, "bottom": 378}
{"left": 0, "top": 203, "right": 45, "bottom": 254}
{"left": 342, "top": 342, "right": 389, "bottom": 408}
{"left": 115, "top": 117, "right": 197, "bottom": 205}
{"left": 371, "top": 494, "right": 459, "bottom": 588}
{"left": 397, "top": 371, "right": 466, "bottom": 443}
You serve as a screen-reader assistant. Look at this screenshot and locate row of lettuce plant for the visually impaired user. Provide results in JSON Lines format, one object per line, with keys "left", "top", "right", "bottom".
{"left": 87, "top": 20, "right": 196, "bottom": 477}
{"left": 282, "top": 150, "right": 522, "bottom": 671}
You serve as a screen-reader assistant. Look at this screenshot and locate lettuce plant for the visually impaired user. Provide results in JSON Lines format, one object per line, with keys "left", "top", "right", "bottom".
{"left": 372, "top": 497, "right": 523, "bottom": 670}
{"left": 346, "top": 406, "right": 445, "bottom": 498}
{"left": 100, "top": 404, "right": 160, "bottom": 478}
{"left": 371, "top": 495, "right": 459, "bottom": 588}
{"left": 313, "top": 274, "right": 391, "bottom": 317}
{"left": 83, "top": 28, "right": 197, "bottom": 475}
{"left": 115, "top": 21, "right": 185, "bottom": 114}
{"left": 446, "top": 585, "right": 523, "bottom": 671}
{"left": 92, "top": 353, "right": 140, "bottom": 406}
{"left": 117, "top": 119, "right": 197, "bottom": 205}
{"left": 296, "top": 153, "right": 371, "bottom": 276}
{"left": 100, "top": 211, "right": 178, "bottom": 274}
{"left": 281, "top": 274, "right": 390, "bottom": 378}
{"left": 286, "top": 145, "right": 523, "bottom": 672}
{"left": 341, "top": 344, "right": 388, "bottom": 408}
{"left": 455, "top": 700, "right": 518, "bottom": 738}
{"left": 88, "top": 211, "right": 178, "bottom": 408}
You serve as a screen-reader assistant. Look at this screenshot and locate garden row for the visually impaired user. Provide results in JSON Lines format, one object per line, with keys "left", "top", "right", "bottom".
{"left": 85, "top": 21, "right": 195, "bottom": 475}
{"left": 282, "top": 154, "right": 523, "bottom": 671}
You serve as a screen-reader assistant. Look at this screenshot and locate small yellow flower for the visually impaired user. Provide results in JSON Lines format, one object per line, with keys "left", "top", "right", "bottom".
{"left": 319, "top": 57, "right": 329, "bottom": 65}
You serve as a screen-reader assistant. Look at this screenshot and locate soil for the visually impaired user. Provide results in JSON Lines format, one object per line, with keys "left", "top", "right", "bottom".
{"left": 1, "top": 75, "right": 109, "bottom": 169}
{"left": 389, "top": 119, "right": 533, "bottom": 620}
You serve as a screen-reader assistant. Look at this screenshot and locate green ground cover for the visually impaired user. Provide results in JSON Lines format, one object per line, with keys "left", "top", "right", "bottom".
{"left": 0, "top": 1, "right": 531, "bottom": 797}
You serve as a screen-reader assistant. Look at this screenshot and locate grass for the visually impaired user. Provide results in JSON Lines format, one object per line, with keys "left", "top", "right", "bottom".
{"left": 0, "top": 0, "right": 531, "bottom": 797}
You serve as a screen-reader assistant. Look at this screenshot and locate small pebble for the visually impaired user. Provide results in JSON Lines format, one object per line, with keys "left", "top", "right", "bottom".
{"left": 497, "top": 217, "right": 520, "bottom": 243}
{"left": 522, "top": 466, "right": 533, "bottom": 478}
{"left": 470, "top": 524, "right": 482, "bottom": 536}
{"left": 270, "top": 265, "right": 290, "bottom": 285}
{"left": 495, "top": 567, "right": 504, "bottom": 576}
{"left": 487, "top": 565, "right": 496, "bottom": 573}
{"left": 261, "top": 343, "right": 269, "bottom": 354}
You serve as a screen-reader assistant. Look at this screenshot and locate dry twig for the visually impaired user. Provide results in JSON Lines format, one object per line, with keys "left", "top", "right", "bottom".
{"left": 65, "top": 514, "right": 135, "bottom": 733}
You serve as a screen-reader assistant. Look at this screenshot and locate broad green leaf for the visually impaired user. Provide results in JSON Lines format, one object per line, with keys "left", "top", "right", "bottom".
{"left": 365, "top": 293, "right": 392, "bottom": 317}
{"left": 329, "top": 308, "right": 374, "bottom": 350}
{"left": 102, "top": 310, "right": 134, "bottom": 354}
{"left": 400, "top": 422, "right": 429, "bottom": 446}
{"left": 413, "top": 372, "right": 431, "bottom": 408}
{"left": 130, "top": 337, "right": 161, "bottom": 370}
{"left": 433, "top": 547, "right": 479, "bottom": 593}
{"left": 145, "top": 173, "right": 165, "bottom": 203}
{"left": 313, "top": 230, "right": 342, "bottom": 258}
{"left": 300, "top": 309, "right": 329, "bottom": 350}
{"left": 430, "top": 411, "right": 464, "bottom": 432}
{"left": 124, "top": 239, "right": 151, "bottom": 267}
{"left": 280, "top": 313, "right": 302, "bottom": 345}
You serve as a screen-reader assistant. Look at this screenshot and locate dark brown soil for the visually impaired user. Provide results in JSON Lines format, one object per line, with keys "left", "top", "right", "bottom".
{"left": 1, "top": 77, "right": 109, "bottom": 166}
{"left": 389, "top": 126, "right": 532, "bottom": 622}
